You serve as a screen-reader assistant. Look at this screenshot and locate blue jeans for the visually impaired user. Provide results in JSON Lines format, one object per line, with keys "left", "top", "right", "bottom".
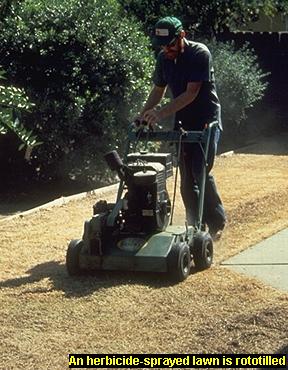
{"left": 179, "top": 126, "right": 226, "bottom": 230}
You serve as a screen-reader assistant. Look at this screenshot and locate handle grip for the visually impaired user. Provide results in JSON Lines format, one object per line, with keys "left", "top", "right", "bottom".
{"left": 132, "top": 119, "right": 154, "bottom": 132}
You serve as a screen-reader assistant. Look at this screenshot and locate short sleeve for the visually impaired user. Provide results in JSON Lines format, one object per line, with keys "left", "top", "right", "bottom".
{"left": 187, "top": 46, "right": 211, "bottom": 82}
{"left": 152, "top": 53, "right": 167, "bottom": 87}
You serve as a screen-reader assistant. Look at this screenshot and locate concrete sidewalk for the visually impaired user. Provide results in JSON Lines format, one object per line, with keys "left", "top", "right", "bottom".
{"left": 222, "top": 228, "right": 288, "bottom": 292}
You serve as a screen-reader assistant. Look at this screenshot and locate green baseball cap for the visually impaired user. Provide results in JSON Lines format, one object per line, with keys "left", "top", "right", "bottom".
{"left": 152, "top": 16, "right": 183, "bottom": 47}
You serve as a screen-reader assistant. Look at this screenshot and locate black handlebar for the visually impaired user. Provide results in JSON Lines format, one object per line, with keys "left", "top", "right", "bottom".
{"left": 128, "top": 121, "right": 218, "bottom": 144}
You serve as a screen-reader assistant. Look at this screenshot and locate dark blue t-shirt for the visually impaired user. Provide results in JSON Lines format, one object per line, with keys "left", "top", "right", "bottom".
{"left": 153, "top": 40, "right": 222, "bottom": 131}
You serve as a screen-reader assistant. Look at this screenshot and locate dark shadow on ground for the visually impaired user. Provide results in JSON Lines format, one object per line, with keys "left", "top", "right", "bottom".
{"left": 0, "top": 182, "right": 93, "bottom": 217}
{"left": 235, "top": 132, "right": 288, "bottom": 155}
{"left": 0, "top": 260, "right": 198, "bottom": 298}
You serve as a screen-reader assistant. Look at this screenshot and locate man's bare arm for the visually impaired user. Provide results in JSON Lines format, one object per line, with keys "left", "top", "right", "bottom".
{"left": 140, "top": 85, "right": 166, "bottom": 116}
{"left": 159, "top": 81, "right": 202, "bottom": 119}
{"left": 143, "top": 82, "right": 202, "bottom": 125}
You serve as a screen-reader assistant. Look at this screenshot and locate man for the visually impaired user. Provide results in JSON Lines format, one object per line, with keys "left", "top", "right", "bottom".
{"left": 137, "top": 16, "right": 226, "bottom": 239}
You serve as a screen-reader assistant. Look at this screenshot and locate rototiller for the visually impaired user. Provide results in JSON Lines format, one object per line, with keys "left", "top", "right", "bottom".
{"left": 66, "top": 122, "right": 217, "bottom": 282}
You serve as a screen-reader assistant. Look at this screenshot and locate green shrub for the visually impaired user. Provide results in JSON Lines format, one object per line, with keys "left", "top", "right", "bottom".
{"left": 193, "top": 40, "right": 268, "bottom": 150}
{"left": 0, "top": 0, "right": 154, "bottom": 186}
{"left": 206, "top": 40, "right": 268, "bottom": 128}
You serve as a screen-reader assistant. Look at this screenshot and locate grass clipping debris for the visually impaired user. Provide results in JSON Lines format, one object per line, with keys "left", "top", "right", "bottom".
{"left": 1, "top": 153, "right": 288, "bottom": 370}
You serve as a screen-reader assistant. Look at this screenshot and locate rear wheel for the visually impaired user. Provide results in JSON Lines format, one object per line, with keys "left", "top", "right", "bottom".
{"left": 168, "top": 242, "right": 191, "bottom": 282}
{"left": 192, "top": 232, "right": 213, "bottom": 271}
{"left": 66, "top": 239, "right": 83, "bottom": 276}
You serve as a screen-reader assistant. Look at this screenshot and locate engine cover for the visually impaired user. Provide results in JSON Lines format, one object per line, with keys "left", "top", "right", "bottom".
{"left": 120, "top": 160, "right": 171, "bottom": 233}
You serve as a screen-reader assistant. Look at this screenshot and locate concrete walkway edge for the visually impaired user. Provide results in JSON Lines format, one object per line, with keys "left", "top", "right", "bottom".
{"left": 0, "top": 183, "right": 119, "bottom": 223}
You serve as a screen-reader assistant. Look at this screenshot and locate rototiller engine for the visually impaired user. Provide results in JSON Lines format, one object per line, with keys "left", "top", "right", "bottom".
{"left": 66, "top": 122, "right": 217, "bottom": 282}
{"left": 103, "top": 149, "right": 172, "bottom": 234}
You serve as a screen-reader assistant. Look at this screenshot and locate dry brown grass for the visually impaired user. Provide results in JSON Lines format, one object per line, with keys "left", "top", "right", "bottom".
{"left": 1, "top": 153, "right": 288, "bottom": 370}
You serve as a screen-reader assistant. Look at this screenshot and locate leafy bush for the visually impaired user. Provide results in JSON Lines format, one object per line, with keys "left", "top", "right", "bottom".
{"left": 207, "top": 41, "right": 268, "bottom": 125}
{"left": 0, "top": 0, "right": 154, "bottom": 186}
{"left": 205, "top": 40, "right": 268, "bottom": 147}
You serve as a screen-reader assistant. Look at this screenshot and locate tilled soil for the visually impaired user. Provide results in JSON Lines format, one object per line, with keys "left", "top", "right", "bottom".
{"left": 1, "top": 152, "right": 288, "bottom": 370}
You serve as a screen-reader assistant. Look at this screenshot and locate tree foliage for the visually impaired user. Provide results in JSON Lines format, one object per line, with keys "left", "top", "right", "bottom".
{"left": 119, "top": 0, "right": 288, "bottom": 36}
{"left": 0, "top": 68, "right": 41, "bottom": 152}
{"left": 0, "top": 0, "right": 154, "bottom": 185}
